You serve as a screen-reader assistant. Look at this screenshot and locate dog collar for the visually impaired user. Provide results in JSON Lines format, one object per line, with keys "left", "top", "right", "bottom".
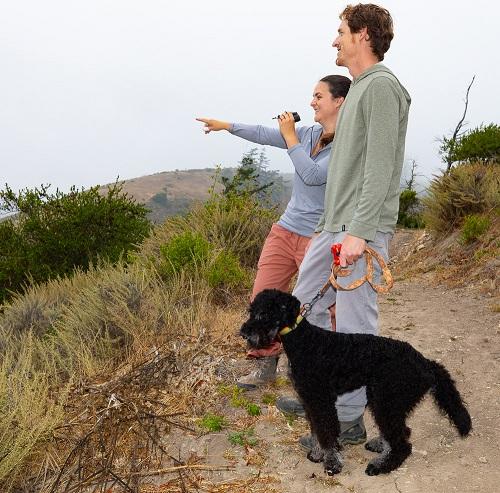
{"left": 279, "top": 315, "right": 303, "bottom": 336}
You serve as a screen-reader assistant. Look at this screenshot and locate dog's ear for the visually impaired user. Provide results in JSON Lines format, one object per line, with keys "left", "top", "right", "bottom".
{"left": 278, "top": 292, "right": 301, "bottom": 321}
{"left": 249, "top": 289, "right": 301, "bottom": 326}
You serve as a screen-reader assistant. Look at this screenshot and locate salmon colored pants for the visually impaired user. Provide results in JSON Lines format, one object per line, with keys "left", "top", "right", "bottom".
{"left": 251, "top": 223, "right": 312, "bottom": 300}
{"left": 247, "top": 223, "right": 312, "bottom": 358}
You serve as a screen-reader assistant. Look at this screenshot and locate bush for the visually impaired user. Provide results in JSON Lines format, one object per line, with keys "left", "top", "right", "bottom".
{"left": 398, "top": 189, "right": 425, "bottom": 229}
{"left": 206, "top": 251, "right": 247, "bottom": 289}
{"left": 0, "top": 182, "right": 151, "bottom": 303}
{"left": 446, "top": 123, "right": 500, "bottom": 165}
{"left": 422, "top": 163, "right": 499, "bottom": 234}
{"left": 159, "top": 232, "right": 211, "bottom": 277}
{"left": 461, "top": 214, "right": 491, "bottom": 244}
{"left": 159, "top": 231, "right": 248, "bottom": 291}
{"left": 141, "top": 186, "right": 277, "bottom": 270}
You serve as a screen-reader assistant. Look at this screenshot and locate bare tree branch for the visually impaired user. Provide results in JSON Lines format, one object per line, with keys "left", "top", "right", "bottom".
{"left": 451, "top": 75, "right": 476, "bottom": 143}
{"left": 445, "top": 75, "right": 476, "bottom": 171}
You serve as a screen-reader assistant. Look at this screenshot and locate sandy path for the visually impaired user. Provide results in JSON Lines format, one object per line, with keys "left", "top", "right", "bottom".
{"left": 166, "top": 245, "right": 500, "bottom": 492}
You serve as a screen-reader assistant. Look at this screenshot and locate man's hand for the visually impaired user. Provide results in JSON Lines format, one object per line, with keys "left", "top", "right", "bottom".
{"left": 196, "top": 118, "right": 230, "bottom": 133}
{"left": 339, "top": 234, "right": 366, "bottom": 267}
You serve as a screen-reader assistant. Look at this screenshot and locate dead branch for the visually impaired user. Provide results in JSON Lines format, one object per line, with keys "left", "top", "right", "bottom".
{"left": 445, "top": 75, "right": 476, "bottom": 171}
{"left": 128, "top": 464, "right": 236, "bottom": 477}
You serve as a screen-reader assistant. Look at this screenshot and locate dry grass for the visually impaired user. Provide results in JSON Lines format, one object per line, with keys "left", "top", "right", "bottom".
{"left": 0, "top": 247, "right": 254, "bottom": 491}
{"left": 0, "top": 336, "right": 69, "bottom": 488}
{"left": 422, "top": 162, "right": 499, "bottom": 235}
{"left": 140, "top": 473, "right": 282, "bottom": 493}
{"left": 0, "top": 250, "right": 250, "bottom": 491}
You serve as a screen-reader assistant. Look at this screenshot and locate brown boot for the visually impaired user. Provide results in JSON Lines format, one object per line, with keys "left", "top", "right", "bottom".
{"left": 236, "top": 356, "right": 278, "bottom": 390}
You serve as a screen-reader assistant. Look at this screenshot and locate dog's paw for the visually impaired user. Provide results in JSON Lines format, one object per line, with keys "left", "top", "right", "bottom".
{"left": 365, "top": 445, "right": 410, "bottom": 476}
{"left": 325, "top": 465, "right": 343, "bottom": 476}
{"left": 323, "top": 448, "right": 343, "bottom": 475}
{"left": 365, "top": 436, "right": 389, "bottom": 454}
{"left": 365, "top": 462, "right": 381, "bottom": 476}
{"left": 307, "top": 447, "right": 324, "bottom": 463}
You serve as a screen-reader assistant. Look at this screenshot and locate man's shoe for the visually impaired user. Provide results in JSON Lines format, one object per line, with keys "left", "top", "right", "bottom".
{"left": 299, "top": 415, "right": 367, "bottom": 450}
{"left": 236, "top": 356, "right": 278, "bottom": 390}
{"left": 275, "top": 396, "right": 306, "bottom": 418}
{"left": 339, "top": 415, "right": 367, "bottom": 445}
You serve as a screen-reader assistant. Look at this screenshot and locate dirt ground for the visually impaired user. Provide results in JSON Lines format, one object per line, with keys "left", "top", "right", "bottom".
{"left": 164, "top": 230, "right": 500, "bottom": 493}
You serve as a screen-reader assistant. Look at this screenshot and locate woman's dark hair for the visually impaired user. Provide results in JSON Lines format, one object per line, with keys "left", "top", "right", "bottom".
{"left": 318, "top": 74, "right": 351, "bottom": 147}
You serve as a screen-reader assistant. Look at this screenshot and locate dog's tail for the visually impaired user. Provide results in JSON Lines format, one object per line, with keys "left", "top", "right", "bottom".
{"left": 430, "top": 360, "right": 472, "bottom": 437}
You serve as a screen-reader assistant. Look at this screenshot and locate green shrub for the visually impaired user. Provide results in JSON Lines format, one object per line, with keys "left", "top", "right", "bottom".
{"left": 159, "top": 232, "right": 211, "bottom": 277}
{"left": 158, "top": 232, "right": 248, "bottom": 291}
{"left": 422, "top": 163, "right": 500, "bottom": 234}
{"left": 206, "top": 251, "right": 247, "bottom": 288}
{"left": 398, "top": 189, "right": 425, "bottom": 229}
{"left": 183, "top": 193, "right": 276, "bottom": 268}
{"left": 442, "top": 123, "right": 500, "bottom": 165}
{"left": 0, "top": 182, "right": 150, "bottom": 303}
{"left": 461, "top": 215, "right": 491, "bottom": 244}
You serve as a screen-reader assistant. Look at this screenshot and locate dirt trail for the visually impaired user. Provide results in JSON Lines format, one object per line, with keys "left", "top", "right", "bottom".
{"left": 167, "top": 232, "right": 500, "bottom": 493}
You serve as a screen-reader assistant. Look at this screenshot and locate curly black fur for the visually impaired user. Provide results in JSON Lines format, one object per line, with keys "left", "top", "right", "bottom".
{"left": 240, "top": 289, "right": 472, "bottom": 476}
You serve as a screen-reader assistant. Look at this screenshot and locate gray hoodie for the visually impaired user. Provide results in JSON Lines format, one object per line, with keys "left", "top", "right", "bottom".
{"left": 316, "top": 64, "right": 411, "bottom": 240}
{"left": 230, "top": 123, "right": 331, "bottom": 237}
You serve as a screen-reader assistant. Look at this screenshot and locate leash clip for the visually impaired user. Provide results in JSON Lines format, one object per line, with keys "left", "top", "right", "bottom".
{"left": 331, "top": 243, "right": 342, "bottom": 266}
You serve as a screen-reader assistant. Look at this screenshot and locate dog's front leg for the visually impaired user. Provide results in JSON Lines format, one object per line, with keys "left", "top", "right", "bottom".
{"left": 302, "top": 395, "right": 343, "bottom": 475}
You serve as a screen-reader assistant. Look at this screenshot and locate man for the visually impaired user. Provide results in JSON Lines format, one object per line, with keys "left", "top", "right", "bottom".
{"left": 277, "top": 3, "right": 411, "bottom": 447}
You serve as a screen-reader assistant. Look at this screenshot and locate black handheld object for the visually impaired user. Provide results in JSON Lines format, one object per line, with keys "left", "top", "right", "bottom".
{"left": 272, "top": 112, "right": 301, "bottom": 123}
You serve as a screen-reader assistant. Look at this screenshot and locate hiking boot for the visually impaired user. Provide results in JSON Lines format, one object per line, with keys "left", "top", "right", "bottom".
{"left": 299, "top": 415, "right": 367, "bottom": 449}
{"left": 276, "top": 353, "right": 291, "bottom": 378}
{"left": 338, "top": 415, "right": 367, "bottom": 445}
{"left": 236, "top": 356, "right": 278, "bottom": 390}
{"left": 275, "top": 396, "right": 306, "bottom": 418}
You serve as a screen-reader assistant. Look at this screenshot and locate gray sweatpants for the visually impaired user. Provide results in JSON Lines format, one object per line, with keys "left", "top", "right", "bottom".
{"left": 292, "top": 230, "right": 391, "bottom": 422}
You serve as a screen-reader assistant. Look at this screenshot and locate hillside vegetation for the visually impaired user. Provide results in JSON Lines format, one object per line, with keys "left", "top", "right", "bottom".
{"left": 0, "top": 154, "right": 498, "bottom": 491}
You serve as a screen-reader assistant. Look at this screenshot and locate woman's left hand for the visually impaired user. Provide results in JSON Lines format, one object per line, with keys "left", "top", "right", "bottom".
{"left": 278, "top": 112, "right": 299, "bottom": 148}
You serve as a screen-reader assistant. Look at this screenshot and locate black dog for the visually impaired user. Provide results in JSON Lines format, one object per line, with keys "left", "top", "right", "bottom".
{"left": 240, "top": 289, "right": 472, "bottom": 476}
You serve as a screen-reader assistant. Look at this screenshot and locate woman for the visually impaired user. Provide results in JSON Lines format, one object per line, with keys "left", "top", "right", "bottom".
{"left": 196, "top": 74, "right": 350, "bottom": 389}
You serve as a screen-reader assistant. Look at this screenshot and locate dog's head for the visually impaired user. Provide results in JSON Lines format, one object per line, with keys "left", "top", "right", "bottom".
{"left": 240, "top": 289, "right": 301, "bottom": 348}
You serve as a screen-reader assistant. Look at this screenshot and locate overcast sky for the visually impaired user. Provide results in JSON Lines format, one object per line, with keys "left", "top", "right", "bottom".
{"left": 1, "top": 0, "right": 498, "bottom": 194}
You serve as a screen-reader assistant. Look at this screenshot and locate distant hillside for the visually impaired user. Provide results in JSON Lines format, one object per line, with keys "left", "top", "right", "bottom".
{"left": 104, "top": 168, "right": 293, "bottom": 223}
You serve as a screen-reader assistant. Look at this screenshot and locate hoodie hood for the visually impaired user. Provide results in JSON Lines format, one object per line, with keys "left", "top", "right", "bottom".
{"left": 354, "top": 63, "right": 411, "bottom": 105}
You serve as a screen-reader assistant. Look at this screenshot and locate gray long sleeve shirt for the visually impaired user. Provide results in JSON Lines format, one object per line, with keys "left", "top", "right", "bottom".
{"left": 230, "top": 123, "right": 331, "bottom": 237}
{"left": 317, "top": 64, "right": 411, "bottom": 240}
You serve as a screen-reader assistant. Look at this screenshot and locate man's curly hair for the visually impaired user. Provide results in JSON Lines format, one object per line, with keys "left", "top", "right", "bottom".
{"left": 340, "top": 4, "right": 394, "bottom": 61}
